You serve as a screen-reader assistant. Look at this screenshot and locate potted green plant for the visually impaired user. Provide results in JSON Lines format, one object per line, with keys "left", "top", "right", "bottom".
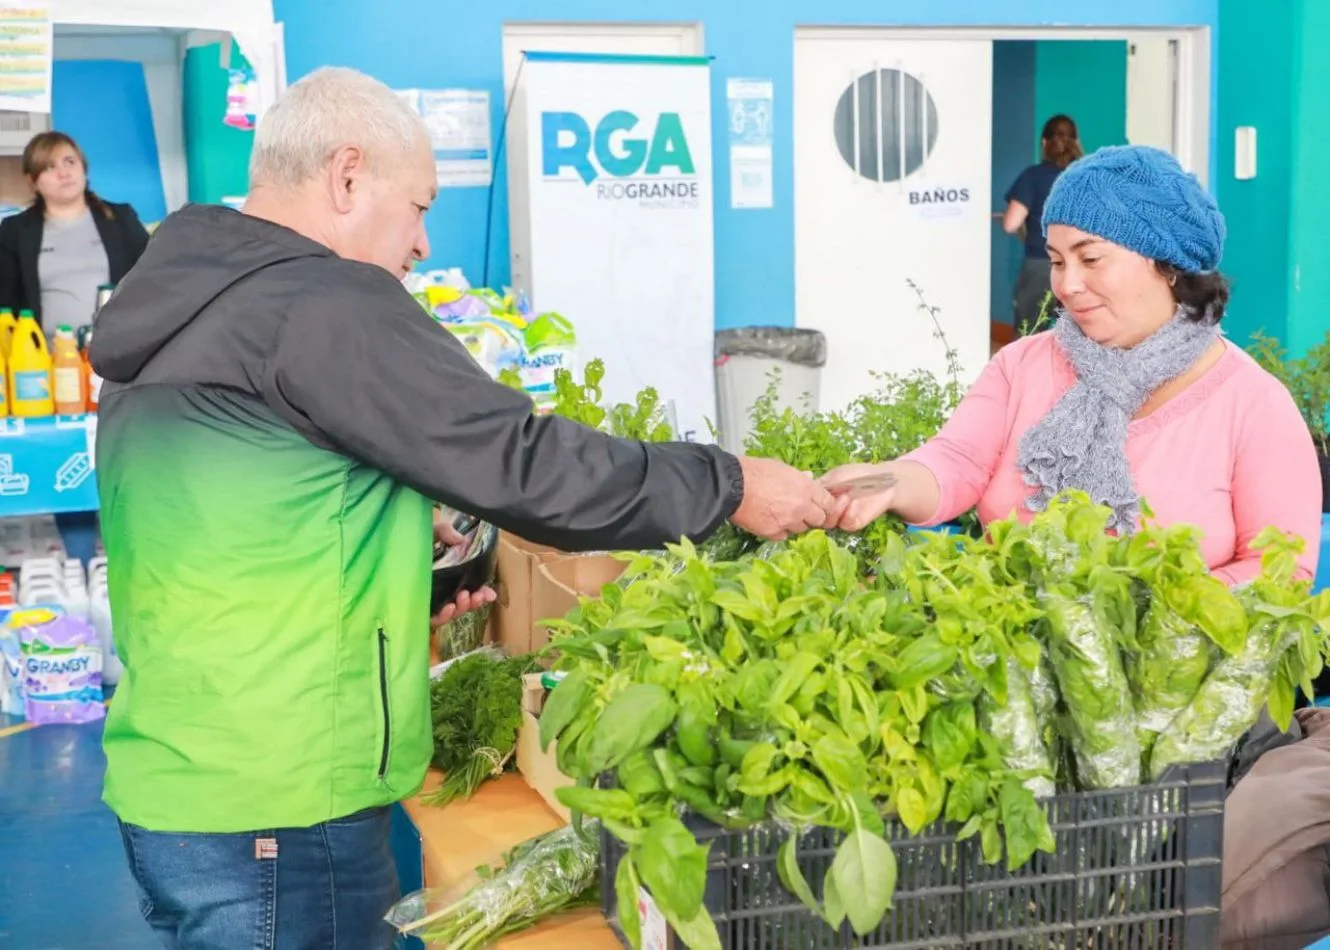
{"left": 1248, "top": 331, "right": 1330, "bottom": 513}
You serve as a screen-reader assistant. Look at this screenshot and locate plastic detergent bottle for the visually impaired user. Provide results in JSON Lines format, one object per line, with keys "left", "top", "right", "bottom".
{"left": 51, "top": 326, "right": 85, "bottom": 415}
{"left": 0, "top": 307, "right": 16, "bottom": 360}
{"left": 8, "top": 311, "right": 53, "bottom": 417}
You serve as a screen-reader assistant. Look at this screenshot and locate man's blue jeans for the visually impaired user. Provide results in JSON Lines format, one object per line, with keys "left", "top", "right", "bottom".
{"left": 118, "top": 805, "right": 400, "bottom": 950}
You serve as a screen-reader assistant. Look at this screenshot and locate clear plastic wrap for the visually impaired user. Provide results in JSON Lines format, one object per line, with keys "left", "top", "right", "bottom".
{"left": 1041, "top": 591, "right": 1142, "bottom": 789}
{"left": 1148, "top": 619, "right": 1292, "bottom": 781}
{"left": 386, "top": 822, "right": 600, "bottom": 948}
{"left": 1128, "top": 601, "right": 1215, "bottom": 751}
{"left": 980, "top": 657, "right": 1056, "bottom": 798}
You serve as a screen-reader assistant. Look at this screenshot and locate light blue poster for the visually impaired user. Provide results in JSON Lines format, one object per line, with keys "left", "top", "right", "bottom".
{"left": 726, "top": 78, "right": 773, "bottom": 209}
{"left": 396, "top": 88, "right": 493, "bottom": 188}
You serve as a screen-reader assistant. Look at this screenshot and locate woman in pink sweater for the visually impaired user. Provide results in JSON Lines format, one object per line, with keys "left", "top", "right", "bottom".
{"left": 827, "top": 145, "right": 1321, "bottom": 586}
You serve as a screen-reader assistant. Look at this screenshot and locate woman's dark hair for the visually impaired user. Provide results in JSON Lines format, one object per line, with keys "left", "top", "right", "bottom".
{"left": 21, "top": 131, "right": 114, "bottom": 220}
{"left": 1041, "top": 115, "right": 1083, "bottom": 170}
{"left": 1156, "top": 262, "right": 1231, "bottom": 323}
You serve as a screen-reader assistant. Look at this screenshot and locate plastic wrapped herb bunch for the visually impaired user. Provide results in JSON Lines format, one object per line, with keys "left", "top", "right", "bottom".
{"left": 386, "top": 822, "right": 600, "bottom": 948}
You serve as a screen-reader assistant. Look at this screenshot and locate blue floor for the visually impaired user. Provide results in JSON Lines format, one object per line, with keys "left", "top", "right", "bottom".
{"left": 0, "top": 711, "right": 159, "bottom": 950}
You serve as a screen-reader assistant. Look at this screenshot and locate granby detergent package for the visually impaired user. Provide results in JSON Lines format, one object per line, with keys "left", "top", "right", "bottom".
{"left": 13, "top": 607, "right": 105, "bottom": 725}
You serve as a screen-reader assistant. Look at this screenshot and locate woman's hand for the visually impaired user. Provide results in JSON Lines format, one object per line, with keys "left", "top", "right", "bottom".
{"left": 820, "top": 463, "right": 899, "bottom": 532}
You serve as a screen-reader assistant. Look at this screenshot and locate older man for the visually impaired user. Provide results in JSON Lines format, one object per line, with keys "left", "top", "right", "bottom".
{"left": 88, "top": 67, "right": 833, "bottom": 949}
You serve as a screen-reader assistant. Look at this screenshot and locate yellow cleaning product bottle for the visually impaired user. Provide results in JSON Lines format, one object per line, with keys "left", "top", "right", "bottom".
{"left": 52, "top": 325, "right": 85, "bottom": 415}
{"left": 9, "top": 310, "right": 53, "bottom": 417}
{"left": 0, "top": 308, "right": 16, "bottom": 361}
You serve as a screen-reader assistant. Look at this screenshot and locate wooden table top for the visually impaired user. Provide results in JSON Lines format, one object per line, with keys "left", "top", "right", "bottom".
{"left": 401, "top": 770, "right": 621, "bottom": 949}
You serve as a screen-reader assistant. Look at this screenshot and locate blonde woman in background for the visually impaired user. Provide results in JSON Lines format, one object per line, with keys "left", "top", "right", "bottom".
{"left": 0, "top": 130, "right": 150, "bottom": 334}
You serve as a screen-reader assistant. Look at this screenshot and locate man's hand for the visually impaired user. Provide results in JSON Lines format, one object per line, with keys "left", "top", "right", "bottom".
{"left": 430, "top": 516, "right": 497, "bottom": 627}
{"left": 820, "top": 462, "right": 898, "bottom": 532}
{"left": 432, "top": 588, "right": 497, "bottom": 627}
{"left": 730, "top": 456, "right": 838, "bottom": 541}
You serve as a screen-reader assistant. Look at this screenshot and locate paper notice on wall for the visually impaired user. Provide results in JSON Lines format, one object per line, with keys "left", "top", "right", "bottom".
{"left": 0, "top": 2, "right": 52, "bottom": 114}
{"left": 726, "top": 78, "right": 773, "bottom": 210}
{"left": 398, "top": 89, "right": 493, "bottom": 188}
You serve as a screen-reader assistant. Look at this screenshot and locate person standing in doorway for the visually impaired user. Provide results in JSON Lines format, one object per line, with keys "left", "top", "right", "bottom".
{"left": 1002, "top": 115, "right": 1082, "bottom": 334}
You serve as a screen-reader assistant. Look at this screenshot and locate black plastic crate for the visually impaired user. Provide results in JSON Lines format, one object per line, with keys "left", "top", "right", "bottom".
{"left": 600, "top": 761, "right": 1225, "bottom": 949}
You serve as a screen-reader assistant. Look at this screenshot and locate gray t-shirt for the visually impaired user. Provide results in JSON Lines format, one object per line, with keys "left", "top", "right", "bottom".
{"left": 38, "top": 211, "right": 109, "bottom": 332}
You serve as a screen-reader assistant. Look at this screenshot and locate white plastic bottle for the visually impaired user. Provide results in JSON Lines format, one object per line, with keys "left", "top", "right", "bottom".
{"left": 89, "top": 580, "right": 120, "bottom": 685}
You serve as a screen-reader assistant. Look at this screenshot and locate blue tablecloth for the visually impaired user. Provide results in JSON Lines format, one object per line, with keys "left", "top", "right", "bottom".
{"left": 0, "top": 415, "right": 98, "bottom": 518}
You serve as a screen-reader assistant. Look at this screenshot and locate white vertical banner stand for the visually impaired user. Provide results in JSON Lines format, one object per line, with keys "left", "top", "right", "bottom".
{"left": 517, "top": 51, "right": 716, "bottom": 442}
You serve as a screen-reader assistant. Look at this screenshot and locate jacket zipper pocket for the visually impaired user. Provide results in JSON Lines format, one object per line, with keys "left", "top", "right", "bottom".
{"left": 376, "top": 627, "right": 391, "bottom": 780}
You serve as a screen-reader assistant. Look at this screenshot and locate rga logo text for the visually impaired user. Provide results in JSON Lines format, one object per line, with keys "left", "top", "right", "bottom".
{"left": 542, "top": 110, "right": 700, "bottom": 203}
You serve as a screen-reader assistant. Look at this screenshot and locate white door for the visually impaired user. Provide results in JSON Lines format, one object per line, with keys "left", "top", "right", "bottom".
{"left": 795, "top": 31, "right": 993, "bottom": 413}
{"left": 1126, "top": 37, "right": 1178, "bottom": 155}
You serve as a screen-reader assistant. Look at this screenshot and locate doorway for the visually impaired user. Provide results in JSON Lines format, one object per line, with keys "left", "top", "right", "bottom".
{"left": 990, "top": 37, "right": 1183, "bottom": 346}
{"left": 793, "top": 27, "right": 1208, "bottom": 411}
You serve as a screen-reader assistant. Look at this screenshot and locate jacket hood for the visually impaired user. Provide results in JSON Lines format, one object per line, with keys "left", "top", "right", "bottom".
{"left": 89, "top": 204, "right": 333, "bottom": 382}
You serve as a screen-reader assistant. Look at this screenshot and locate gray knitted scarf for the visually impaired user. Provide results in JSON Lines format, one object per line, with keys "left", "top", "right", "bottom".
{"left": 1018, "top": 307, "right": 1221, "bottom": 533}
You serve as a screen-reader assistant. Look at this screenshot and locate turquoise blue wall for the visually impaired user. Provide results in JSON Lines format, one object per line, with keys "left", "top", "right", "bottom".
{"left": 1215, "top": 0, "right": 1330, "bottom": 355}
{"left": 1214, "top": 0, "right": 1294, "bottom": 349}
{"left": 182, "top": 44, "right": 255, "bottom": 205}
{"left": 51, "top": 60, "right": 166, "bottom": 222}
{"left": 1034, "top": 41, "right": 1128, "bottom": 156}
{"left": 1285, "top": 0, "right": 1330, "bottom": 356}
{"left": 273, "top": 0, "right": 1219, "bottom": 330}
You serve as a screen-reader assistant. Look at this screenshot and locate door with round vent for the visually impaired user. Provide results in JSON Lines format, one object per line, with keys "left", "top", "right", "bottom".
{"left": 795, "top": 31, "right": 993, "bottom": 412}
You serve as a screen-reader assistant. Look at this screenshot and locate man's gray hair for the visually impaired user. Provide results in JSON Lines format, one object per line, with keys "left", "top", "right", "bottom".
{"left": 249, "top": 66, "right": 427, "bottom": 189}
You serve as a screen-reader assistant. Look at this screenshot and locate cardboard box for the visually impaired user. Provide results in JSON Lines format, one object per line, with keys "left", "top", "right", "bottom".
{"left": 490, "top": 533, "right": 561, "bottom": 656}
{"left": 529, "top": 554, "right": 627, "bottom": 652}
{"left": 516, "top": 672, "right": 573, "bottom": 821}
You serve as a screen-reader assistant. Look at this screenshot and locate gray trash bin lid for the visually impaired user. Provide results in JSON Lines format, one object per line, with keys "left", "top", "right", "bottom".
{"left": 714, "top": 326, "right": 827, "bottom": 368}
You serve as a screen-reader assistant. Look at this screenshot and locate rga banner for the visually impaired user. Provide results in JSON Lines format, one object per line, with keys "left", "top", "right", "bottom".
{"left": 518, "top": 51, "right": 716, "bottom": 442}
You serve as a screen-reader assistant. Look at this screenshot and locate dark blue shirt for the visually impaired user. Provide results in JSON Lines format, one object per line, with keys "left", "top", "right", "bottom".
{"left": 1005, "top": 161, "right": 1064, "bottom": 261}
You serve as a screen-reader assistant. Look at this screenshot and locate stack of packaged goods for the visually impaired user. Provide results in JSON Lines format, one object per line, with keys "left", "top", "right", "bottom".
{"left": 0, "top": 518, "right": 113, "bottom": 725}
{"left": 406, "top": 269, "right": 577, "bottom": 412}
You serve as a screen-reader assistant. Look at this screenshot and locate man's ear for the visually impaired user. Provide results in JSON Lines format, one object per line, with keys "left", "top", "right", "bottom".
{"left": 326, "top": 145, "right": 368, "bottom": 214}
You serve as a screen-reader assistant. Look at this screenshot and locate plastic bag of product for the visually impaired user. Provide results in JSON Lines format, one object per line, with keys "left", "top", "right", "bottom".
{"left": 1040, "top": 588, "right": 1141, "bottom": 789}
{"left": 980, "top": 656, "right": 1057, "bottom": 798}
{"left": 13, "top": 607, "right": 104, "bottom": 724}
{"left": 385, "top": 822, "right": 600, "bottom": 949}
{"left": 1148, "top": 615, "right": 1293, "bottom": 781}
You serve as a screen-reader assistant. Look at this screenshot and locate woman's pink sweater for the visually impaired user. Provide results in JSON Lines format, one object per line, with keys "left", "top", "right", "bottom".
{"left": 903, "top": 333, "right": 1322, "bottom": 585}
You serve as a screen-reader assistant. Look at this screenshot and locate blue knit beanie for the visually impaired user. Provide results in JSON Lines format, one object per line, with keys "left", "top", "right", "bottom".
{"left": 1041, "top": 145, "right": 1226, "bottom": 273}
